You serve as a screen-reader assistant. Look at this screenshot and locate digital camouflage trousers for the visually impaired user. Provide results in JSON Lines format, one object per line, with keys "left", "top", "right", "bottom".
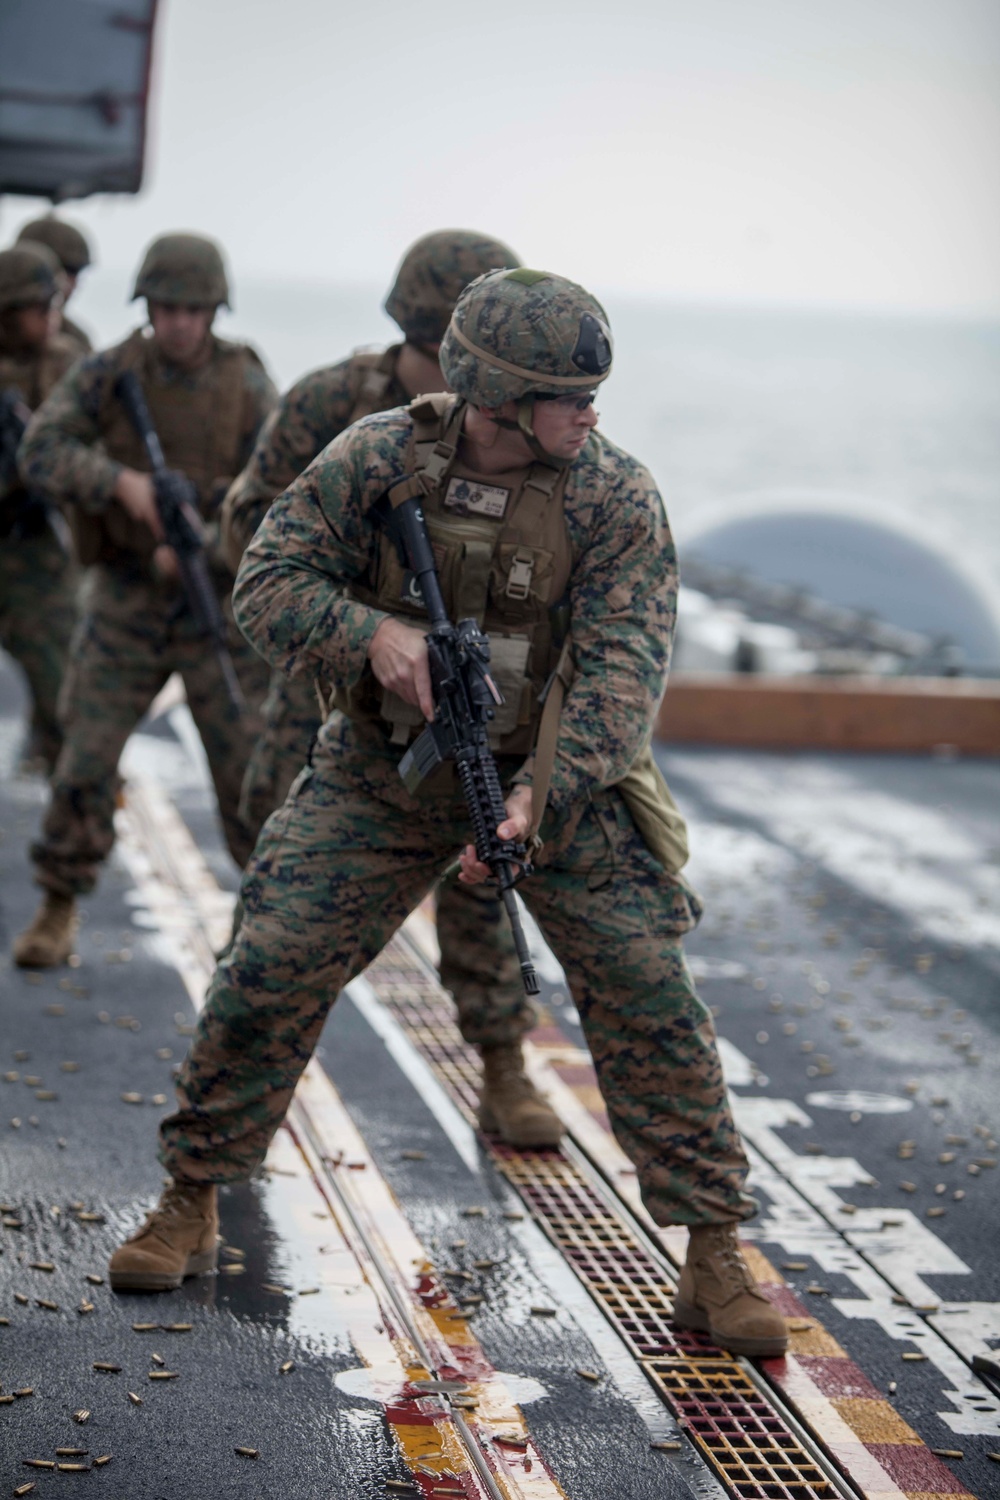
{"left": 161, "top": 715, "right": 756, "bottom": 1228}
{"left": 32, "top": 564, "right": 270, "bottom": 897}
{"left": 239, "top": 673, "right": 534, "bottom": 1050}
{"left": 0, "top": 527, "right": 78, "bottom": 771}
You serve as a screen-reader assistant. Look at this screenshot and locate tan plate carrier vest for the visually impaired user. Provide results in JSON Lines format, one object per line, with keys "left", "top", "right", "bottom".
{"left": 335, "top": 392, "right": 690, "bottom": 870}
{"left": 72, "top": 329, "right": 251, "bottom": 566}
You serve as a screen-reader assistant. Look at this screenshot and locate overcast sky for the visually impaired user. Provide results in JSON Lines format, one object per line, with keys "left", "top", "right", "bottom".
{"left": 4, "top": 0, "right": 1000, "bottom": 315}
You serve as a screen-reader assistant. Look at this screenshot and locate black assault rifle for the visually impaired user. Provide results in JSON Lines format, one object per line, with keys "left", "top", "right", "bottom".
{"left": 114, "top": 370, "right": 244, "bottom": 712}
{"left": 0, "top": 388, "right": 70, "bottom": 551}
{"left": 390, "top": 491, "right": 540, "bottom": 998}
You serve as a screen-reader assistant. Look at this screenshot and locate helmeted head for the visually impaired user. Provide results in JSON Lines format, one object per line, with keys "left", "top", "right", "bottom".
{"left": 16, "top": 216, "right": 93, "bottom": 275}
{"left": 0, "top": 242, "right": 65, "bottom": 312}
{"left": 384, "top": 230, "right": 520, "bottom": 347}
{"left": 131, "top": 232, "right": 231, "bottom": 308}
{"left": 439, "top": 267, "right": 613, "bottom": 409}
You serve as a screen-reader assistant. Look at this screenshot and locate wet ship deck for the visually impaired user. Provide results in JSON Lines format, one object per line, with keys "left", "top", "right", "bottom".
{"left": 1, "top": 656, "right": 998, "bottom": 1500}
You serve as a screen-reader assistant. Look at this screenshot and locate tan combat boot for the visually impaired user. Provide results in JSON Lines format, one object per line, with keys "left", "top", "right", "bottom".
{"left": 13, "top": 892, "right": 77, "bottom": 968}
{"left": 478, "top": 1043, "right": 563, "bottom": 1148}
{"left": 673, "top": 1223, "right": 788, "bottom": 1357}
{"left": 109, "top": 1180, "right": 219, "bottom": 1292}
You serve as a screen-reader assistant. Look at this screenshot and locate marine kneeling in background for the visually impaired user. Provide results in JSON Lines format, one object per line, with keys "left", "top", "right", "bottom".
{"left": 220, "top": 227, "right": 561, "bottom": 1149}
{"left": 109, "top": 267, "right": 788, "bottom": 1358}
{"left": 13, "top": 232, "right": 277, "bottom": 969}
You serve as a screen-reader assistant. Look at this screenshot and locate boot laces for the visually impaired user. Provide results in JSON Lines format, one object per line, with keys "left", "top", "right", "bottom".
{"left": 140, "top": 1181, "right": 209, "bottom": 1238}
{"left": 484, "top": 1047, "right": 536, "bottom": 1098}
{"left": 696, "top": 1226, "right": 754, "bottom": 1294}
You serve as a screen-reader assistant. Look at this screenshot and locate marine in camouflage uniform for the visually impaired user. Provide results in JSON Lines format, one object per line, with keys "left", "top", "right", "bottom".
{"left": 110, "top": 268, "right": 788, "bottom": 1358}
{"left": 0, "top": 243, "right": 81, "bottom": 771}
{"left": 13, "top": 233, "right": 276, "bottom": 969}
{"left": 221, "top": 230, "right": 546, "bottom": 1066}
{"left": 15, "top": 217, "right": 95, "bottom": 358}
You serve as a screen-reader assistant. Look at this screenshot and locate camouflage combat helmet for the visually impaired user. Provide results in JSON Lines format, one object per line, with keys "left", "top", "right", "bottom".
{"left": 16, "top": 216, "right": 92, "bottom": 274}
{"left": 131, "top": 233, "right": 230, "bottom": 308}
{"left": 439, "top": 268, "right": 613, "bottom": 409}
{"left": 384, "top": 230, "right": 520, "bottom": 347}
{"left": 0, "top": 242, "right": 64, "bottom": 311}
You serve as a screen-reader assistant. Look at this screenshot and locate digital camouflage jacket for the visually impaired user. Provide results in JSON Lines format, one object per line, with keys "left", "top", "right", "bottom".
{"left": 233, "top": 406, "right": 677, "bottom": 813}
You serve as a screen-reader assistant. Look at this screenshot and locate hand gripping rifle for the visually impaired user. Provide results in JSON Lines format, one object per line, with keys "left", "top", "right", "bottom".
{"left": 390, "top": 488, "right": 539, "bottom": 998}
{"left": 114, "top": 370, "right": 245, "bottom": 712}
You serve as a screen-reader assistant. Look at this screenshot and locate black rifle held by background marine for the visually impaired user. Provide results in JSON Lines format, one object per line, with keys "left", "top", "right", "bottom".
{"left": 390, "top": 489, "right": 539, "bottom": 998}
{"left": 0, "top": 387, "right": 69, "bottom": 549}
{"left": 114, "top": 370, "right": 244, "bottom": 712}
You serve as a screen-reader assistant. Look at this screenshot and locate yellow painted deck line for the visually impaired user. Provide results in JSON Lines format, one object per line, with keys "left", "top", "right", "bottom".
{"left": 117, "top": 779, "right": 566, "bottom": 1500}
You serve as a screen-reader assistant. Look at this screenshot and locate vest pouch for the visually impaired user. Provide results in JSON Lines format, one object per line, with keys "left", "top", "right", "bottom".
{"left": 377, "top": 625, "right": 532, "bottom": 749}
{"left": 68, "top": 510, "right": 104, "bottom": 567}
{"left": 484, "top": 633, "right": 532, "bottom": 744}
{"left": 615, "top": 740, "right": 690, "bottom": 874}
{"left": 100, "top": 498, "right": 158, "bottom": 563}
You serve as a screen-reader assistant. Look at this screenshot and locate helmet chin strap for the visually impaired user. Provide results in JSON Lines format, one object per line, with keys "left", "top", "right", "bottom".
{"left": 493, "top": 393, "right": 569, "bottom": 467}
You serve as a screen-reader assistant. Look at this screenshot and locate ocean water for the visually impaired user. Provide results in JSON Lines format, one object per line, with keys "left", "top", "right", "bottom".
{"left": 70, "top": 271, "right": 1000, "bottom": 614}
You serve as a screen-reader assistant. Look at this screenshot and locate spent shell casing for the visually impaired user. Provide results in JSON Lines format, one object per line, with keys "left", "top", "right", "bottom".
{"left": 14, "top": 1483, "right": 36, "bottom": 1495}
{"left": 132, "top": 1323, "right": 159, "bottom": 1332}
{"left": 150, "top": 1352, "right": 165, "bottom": 1366}
{"left": 77, "top": 1301, "right": 94, "bottom": 1315}
{"left": 461, "top": 1207, "right": 486, "bottom": 1217}
{"left": 127, "top": 1392, "right": 143, "bottom": 1405}
{"left": 575, "top": 1369, "right": 600, "bottom": 1382}
{"left": 92, "top": 1456, "right": 111, "bottom": 1467}
{"left": 163, "top": 1322, "right": 192, "bottom": 1332}
{"left": 13, "top": 1389, "right": 34, "bottom": 1397}
{"left": 84, "top": 1274, "right": 104, "bottom": 1286}
{"left": 29, "top": 1262, "right": 54, "bottom": 1272}
{"left": 902, "top": 1351, "right": 928, "bottom": 1361}
{"left": 0, "top": 1394, "right": 14, "bottom": 1403}
{"left": 76, "top": 1212, "right": 104, "bottom": 1223}
{"left": 35, "top": 1091, "right": 57, "bottom": 1102}
{"left": 651, "top": 1440, "right": 683, "bottom": 1451}
{"left": 93, "top": 1361, "right": 121, "bottom": 1372}
{"left": 57, "top": 1463, "right": 89, "bottom": 1472}
{"left": 234, "top": 1447, "right": 259, "bottom": 1458}
{"left": 148, "top": 1370, "right": 179, "bottom": 1380}
{"left": 35, "top": 1298, "right": 59, "bottom": 1311}
{"left": 530, "top": 1306, "right": 556, "bottom": 1316}
{"left": 279, "top": 1361, "right": 295, "bottom": 1374}
{"left": 400, "top": 1150, "right": 427, "bottom": 1160}
{"left": 72, "top": 1410, "right": 90, "bottom": 1423}
{"left": 21, "top": 1461, "right": 55, "bottom": 1468}
{"left": 220, "top": 1264, "right": 244, "bottom": 1275}
{"left": 14, "top": 1293, "right": 29, "bottom": 1304}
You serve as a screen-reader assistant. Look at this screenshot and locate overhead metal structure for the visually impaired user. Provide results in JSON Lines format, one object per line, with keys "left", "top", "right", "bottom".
{"left": 0, "top": 0, "right": 158, "bottom": 201}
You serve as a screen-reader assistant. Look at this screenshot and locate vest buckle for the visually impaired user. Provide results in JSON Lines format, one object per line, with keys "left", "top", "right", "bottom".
{"left": 421, "top": 440, "right": 456, "bottom": 484}
{"left": 506, "top": 549, "right": 535, "bottom": 601}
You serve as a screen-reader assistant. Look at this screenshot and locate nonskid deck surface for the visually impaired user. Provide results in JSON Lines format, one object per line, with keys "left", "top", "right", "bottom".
{"left": 1, "top": 660, "right": 997, "bottom": 1499}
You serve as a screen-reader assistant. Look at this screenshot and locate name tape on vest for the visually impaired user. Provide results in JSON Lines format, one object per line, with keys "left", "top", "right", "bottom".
{"left": 443, "top": 477, "right": 511, "bottom": 519}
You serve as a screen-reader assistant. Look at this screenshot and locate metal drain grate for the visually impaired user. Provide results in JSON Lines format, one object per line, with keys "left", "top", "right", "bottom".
{"left": 643, "top": 1362, "right": 836, "bottom": 1499}
{"left": 366, "top": 938, "right": 841, "bottom": 1500}
{"left": 495, "top": 1144, "right": 717, "bottom": 1361}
